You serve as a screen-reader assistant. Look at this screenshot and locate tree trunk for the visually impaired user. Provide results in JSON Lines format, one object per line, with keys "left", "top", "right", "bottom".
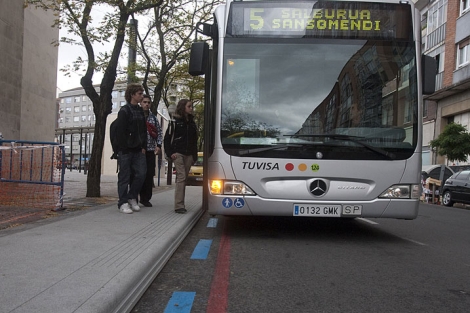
{"left": 86, "top": 115, "right": 105, "bottom": 197}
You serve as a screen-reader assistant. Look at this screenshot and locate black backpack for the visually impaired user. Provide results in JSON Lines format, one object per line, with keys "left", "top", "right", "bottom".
{"left": 164, "top": 119, "right": 175, "bottom": 160}
{"left": 110, "top": 105, "right": 131, "bottom": 160}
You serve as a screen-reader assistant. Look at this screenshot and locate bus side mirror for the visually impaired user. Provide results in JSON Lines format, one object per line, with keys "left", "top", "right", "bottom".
{"left": 189, "top": 42, "right": 209, "bottom": 76}
{"left": 422, "top": 55, "right": 436, "bottom": 95}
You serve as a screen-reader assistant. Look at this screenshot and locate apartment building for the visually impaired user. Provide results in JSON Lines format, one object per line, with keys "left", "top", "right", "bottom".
{"left": 418, "top": 0, "right": 470, "bottom": 166}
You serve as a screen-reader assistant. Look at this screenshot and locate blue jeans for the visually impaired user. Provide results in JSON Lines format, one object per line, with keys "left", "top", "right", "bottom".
{"left": 117, "top": 150, "right": 147, "bottom": 207}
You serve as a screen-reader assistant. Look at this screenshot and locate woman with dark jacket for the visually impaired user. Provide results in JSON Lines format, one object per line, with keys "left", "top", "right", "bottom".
{"left": 164, "top": 99, "right": 198, "bottom": 213}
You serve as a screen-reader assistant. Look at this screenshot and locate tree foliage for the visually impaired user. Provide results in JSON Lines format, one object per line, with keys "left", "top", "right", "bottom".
{"left": 430, "top": 123, "right": 470, "bottom": 163}
{"left": 133, "top": 0, "right": 220, "bottom": 112}
{"left": 25, "top": 0, "right": 164, "bottom": 197}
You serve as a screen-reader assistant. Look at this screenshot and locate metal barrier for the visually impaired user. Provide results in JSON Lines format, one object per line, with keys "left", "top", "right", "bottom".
{"left": 0, "top": 140, "right": 65, "bottom": 211}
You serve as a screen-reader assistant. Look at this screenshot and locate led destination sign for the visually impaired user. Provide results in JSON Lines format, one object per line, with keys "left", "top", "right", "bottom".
{"left": 227, "top": 1, "right": 412, "bottom": 40}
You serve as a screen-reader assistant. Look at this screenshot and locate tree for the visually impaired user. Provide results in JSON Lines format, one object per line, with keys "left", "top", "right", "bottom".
{"left": 25, "top": 0, "right": 164, "bottom": 197}
{"left": 430, "top": 123, "right": 470, "bottom": 163}
{"left": 133, "top": 0, "right": 220, "bottom": 112}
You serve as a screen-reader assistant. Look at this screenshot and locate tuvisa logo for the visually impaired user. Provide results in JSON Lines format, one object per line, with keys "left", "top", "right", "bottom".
{"left": 242, "top": 162, "right": 280, "bottom": 170}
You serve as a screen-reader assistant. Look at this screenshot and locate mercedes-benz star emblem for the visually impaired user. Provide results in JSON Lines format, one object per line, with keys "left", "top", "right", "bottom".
{"left": 309, "top": 179, "right": 327, "bottom": 197}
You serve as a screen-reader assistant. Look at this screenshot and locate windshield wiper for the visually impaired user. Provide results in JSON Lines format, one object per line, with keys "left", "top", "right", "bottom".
{"left": 237, "top": 144, "right": 299, "bottom": 156}
{"left": 285, "top": 134, "right": 396, "bottom": 160}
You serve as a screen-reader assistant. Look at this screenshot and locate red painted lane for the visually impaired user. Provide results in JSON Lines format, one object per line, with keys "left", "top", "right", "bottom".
{"left": 206, "top": 228, "right": 231, "bottom": 313}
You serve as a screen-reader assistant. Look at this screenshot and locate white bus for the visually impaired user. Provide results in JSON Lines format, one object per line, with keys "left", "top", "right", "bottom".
{"left": 189, "top": 0, "right": 436, "bottom": 219}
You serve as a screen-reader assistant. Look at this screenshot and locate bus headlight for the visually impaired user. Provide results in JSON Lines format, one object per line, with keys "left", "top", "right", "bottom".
{"left": 209, "top": 180, "right": 255, "bottom": 195}
{"left": 379, "top": 184, "right": 419, "bottom": 199}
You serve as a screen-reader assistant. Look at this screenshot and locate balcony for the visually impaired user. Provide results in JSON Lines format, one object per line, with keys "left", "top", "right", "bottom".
{"left": 425, "top": 23, "right": 446, "bottom": 51}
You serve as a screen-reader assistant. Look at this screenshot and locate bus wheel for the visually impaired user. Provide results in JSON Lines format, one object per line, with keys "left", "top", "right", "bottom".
{"left": 442, "top": 191, "right": 453, "bottom": 207}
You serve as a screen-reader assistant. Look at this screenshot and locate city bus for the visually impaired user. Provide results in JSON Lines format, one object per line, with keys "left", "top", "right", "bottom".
{"left": 189, "top": 0, "right": 436, "bottom": 219}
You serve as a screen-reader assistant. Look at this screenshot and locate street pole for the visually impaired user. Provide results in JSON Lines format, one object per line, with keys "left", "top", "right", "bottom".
{"left": 127, "top": 19, "right": 138, "bottom": 84}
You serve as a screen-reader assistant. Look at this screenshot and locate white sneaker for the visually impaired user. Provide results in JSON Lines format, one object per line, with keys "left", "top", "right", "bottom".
{"left": 119, "top": 203, "right": 133, "bottom": 214}
{"left": 128, "top": 199, "right": 140, "bottom": 212}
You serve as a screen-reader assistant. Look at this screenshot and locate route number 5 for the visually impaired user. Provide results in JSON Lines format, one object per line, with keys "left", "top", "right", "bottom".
{"left": 250, "top": 9, "right": 264, "bottom": 30}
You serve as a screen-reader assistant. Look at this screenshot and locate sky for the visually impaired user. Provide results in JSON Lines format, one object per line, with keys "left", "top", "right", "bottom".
{"left": 56, "top": 4, "right": 119, "bottom": 93}
{"left": 56, "top": 42, "right": 101, "bottom": 93}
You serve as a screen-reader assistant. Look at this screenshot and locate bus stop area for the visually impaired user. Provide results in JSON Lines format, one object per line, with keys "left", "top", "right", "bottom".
{"left": 421, "top": 177, "right": 441, "bottom": 205}
{"left": 0, "top": 170, "right": 203, "bottom": 313}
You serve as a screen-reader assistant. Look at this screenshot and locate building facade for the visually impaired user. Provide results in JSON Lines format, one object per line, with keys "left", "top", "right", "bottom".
{"left": 418, "top": 0, "right": 470, "bottom": 166}
{"left": 0, "top": 3, "right": 59, "bottom": 141}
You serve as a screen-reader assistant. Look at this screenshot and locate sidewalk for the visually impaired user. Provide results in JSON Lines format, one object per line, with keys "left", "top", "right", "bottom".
{"left": 0, "top": 170, "right": 204, "bottom": 313}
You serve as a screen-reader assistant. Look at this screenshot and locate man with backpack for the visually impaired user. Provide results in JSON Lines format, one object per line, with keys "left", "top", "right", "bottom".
{"left": 113, "top": 83, "right": 147, "bottom": 214}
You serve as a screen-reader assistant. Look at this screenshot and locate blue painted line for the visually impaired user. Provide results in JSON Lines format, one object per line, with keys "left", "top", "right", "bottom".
{"left": 207, "top": 218, "right": 218, "bottom": 228}
{"left": 190, "top": 239, "right": 213, "bottom": 260}
{"left": 164, "top": 291, "right": 196, "bottom": 313}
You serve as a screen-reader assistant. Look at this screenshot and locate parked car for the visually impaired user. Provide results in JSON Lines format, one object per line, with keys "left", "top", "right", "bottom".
{"left": 441, "top": 170, "right": 470, "bottom": 207}
{"left": 187, "top": 152, "right": 203, "bottom": 186}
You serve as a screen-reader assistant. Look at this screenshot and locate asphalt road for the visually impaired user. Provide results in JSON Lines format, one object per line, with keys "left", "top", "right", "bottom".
{"left": 133, "top": 202, "right": 470, "bottom": 313}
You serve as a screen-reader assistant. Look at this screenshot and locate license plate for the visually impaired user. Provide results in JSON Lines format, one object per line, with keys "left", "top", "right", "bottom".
{"left": 196, "top": 178, "right": 203, "bottom": 181}
{"left": 293, "top": 204, "right": 342, "bottom": 217}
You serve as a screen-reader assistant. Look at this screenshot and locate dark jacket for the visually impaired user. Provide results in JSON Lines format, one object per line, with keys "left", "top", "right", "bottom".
{"left": 164, "top": 114, "right": 198, "bottom": 161}
{"left": 115, "top": 103, "right": 147, "bottom": 153}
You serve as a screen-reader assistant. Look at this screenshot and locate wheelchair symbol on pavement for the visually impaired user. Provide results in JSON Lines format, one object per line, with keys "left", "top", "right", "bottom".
{"left": 234, "top": 198, "right": 244, "bottom": 208}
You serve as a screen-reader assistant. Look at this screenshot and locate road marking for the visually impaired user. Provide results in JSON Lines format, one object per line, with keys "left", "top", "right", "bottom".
{"left": 401, "top": 237, "right": 428, "bottom": 246}
{"left": 164, "top": 291, "right": 196, "bottom": 313}
{"left": 207, "top": 230, "right": 231, "bottom": 313}
{"left": 357, "top": 218, "right": 378, "bottom": 225}
{"left": 207, "top": 218, "right": 218, "bottom": 228}
{"left": 190, "top": 239, "right": 213, "bottom": 260}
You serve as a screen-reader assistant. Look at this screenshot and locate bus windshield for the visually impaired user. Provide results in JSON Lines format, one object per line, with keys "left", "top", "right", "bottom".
{"left": 221, "top": 37, "right": 417, "bottom": 160}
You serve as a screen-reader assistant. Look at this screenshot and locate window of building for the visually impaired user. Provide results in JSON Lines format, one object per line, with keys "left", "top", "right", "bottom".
{"left": 59, "top": 118, "right": 64, "bottom": 124}
{"left": 404, "top": 102, "right": 412, "bottom": 124}
{"left": 120, "top": 90, "right": 125, "bottom": 97}
{"left": 82, "top": 95, "right": 87, "bottom": 101}
{"left": 421, "top": 12, "right": 427, "bottom": 32}
{"left": 61, "top": 98, "right": 65, "bottom": 104}
{"left": 120, "top": 101, "right": 126, "bottom": 107}
{"left": 65, "top": 117, "right": 70, "bottom": 123}
{"left": 74, "top": 106, "right": 80, "bottom": 113}
{"left": 382, "top": 96, "right": 394, "bottom": 126}
{"left": 436, "top": 53, "right": 445, "bottom": 73}
{"left": 88, "top": 105, "right": 92, "bottom": 111}
{"left": 59, "top": 108, "right": 64, "bottom": 114}
{"left": 73, "top": 116, "right": 80, "bottom": 122}
{"left": 88, "top": 115, "right": 92, "bottom": 121}
{"left": 65, "top": 97, "right": 72, "bottom": 104}
{"left": 112, "top": 102, "right": 117, "bottom": 110}
{"left": 457, "top": 39, "right": 470, "bottom": 68}
{"left": 81, "top": 116, "right": 87, "bottom": 122}
{"left": 74, "top": 96, "right": 81, "bottom": 103}
{"left": 82, "top": 105, "right": 87, "bottom": 112}
{"left": 461, "top": 0, "right": 470, "bottom": 14}
{"left": 427, "top": 0, "right": 447, "bottom": 34}
{"left": 65, "top": 107, "right": 72, "bottom": 114}
{"left": 112, "top": 91, "right": 118, "bottom": 98}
